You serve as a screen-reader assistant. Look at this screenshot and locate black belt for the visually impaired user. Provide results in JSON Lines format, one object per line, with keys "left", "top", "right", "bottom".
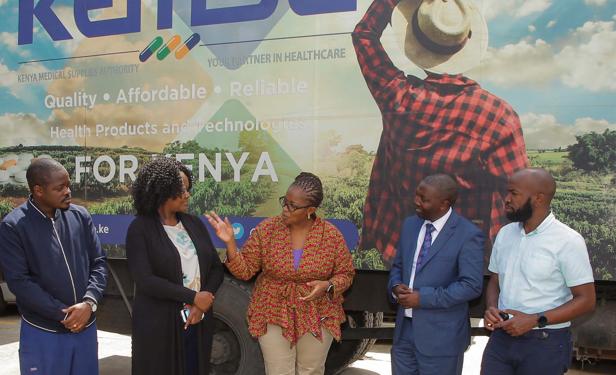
{"left": 515, "top": 327, "right": 569, "bottom": 340}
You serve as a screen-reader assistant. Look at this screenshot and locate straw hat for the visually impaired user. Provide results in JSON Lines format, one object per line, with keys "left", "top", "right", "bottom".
{"left": 391, "top": 0, "right": 488, "bottom": 74}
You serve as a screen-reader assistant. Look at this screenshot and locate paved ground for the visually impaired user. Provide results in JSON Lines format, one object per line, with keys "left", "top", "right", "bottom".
{"left": 1, "top": 306, "right": 615, "bottom": 375}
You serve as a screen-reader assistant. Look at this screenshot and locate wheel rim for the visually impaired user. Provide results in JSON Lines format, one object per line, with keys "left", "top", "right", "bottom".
{"left": 211, "top": 312, "right": 246, "bottom": 375}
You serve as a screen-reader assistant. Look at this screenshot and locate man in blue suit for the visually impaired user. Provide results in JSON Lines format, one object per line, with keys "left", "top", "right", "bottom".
{"left": 388, "top": 174, "right": 485, "bottom": 375}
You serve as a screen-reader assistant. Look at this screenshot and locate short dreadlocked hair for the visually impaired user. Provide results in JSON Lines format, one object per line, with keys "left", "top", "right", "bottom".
{"left": 290, "top": 172, "right": 323, "bottom": 219}
{"left": 131, "top": 157, "right": 193, "bottom": 216}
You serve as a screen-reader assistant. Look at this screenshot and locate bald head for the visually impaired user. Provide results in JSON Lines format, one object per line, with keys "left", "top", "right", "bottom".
{"left": 26, "top": 158, "right": 66, "bottom": 192}
{"left": 422, "top": 174, "right": 459, "bottom": 205}
{"left": 510, "top": 168, "right": 556, "bottom": 203}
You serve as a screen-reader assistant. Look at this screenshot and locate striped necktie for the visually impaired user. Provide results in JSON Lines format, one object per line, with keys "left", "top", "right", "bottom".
{"left": 416, "top": 223, "right": 436, "bottom": 270}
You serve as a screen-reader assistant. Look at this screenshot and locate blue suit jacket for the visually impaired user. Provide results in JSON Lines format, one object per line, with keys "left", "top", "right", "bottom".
{"left": 387, "top": 209, "right": 484, "bottom": 357}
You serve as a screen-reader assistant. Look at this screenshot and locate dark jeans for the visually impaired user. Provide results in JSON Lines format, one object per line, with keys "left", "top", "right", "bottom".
{"left": 481, "top": 328, "right": 573, "bottom": 375}
{"left": 185, "top": 324, "right": 198, "bottom": 375}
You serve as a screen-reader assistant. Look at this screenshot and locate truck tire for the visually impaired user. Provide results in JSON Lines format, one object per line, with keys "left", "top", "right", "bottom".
{"left": 324, "top": 311, "right": 383, "bottom": 375}
{"left": 359, "top": 311, "right": 383, "bottom": 359}
{"left": 0, "top": 287, "right": 7, "bottom": 316}
{"left": 211, "top": 275, "right": 265, "bottom": 375}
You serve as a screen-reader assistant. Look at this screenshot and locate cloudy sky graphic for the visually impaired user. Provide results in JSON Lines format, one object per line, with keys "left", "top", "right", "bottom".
{"left": 0, "top": 0, "right": 614, "bottom": 151}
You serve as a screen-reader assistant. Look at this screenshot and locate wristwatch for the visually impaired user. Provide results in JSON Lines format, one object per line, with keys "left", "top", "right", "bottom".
{"left": 84, "top": 299, "right": 98, "bottom": 313}
{"left": 537, "top": 312, "right": 547, "bottom": 328}
{"left": 326, "top": 281, "right": 334, "bottom": 294}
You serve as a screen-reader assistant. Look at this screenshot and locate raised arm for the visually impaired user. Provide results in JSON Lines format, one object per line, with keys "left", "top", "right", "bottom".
{"left": 352, "top": 0, "right": 415, "bottom": 110}
{"left": 224, "top": 229, "right": 264, "bottom": 281}
{"left": 197, "top": 218, "right": 224, "bottom": 295}
{"left": 206, "top": 211, "right": 263, "bottom": 280}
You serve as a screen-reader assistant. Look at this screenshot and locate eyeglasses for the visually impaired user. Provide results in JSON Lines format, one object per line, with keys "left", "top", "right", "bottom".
{"left": 180, "top": 185, "right": 189, "bottom": 196}
{"left": 279, "top": 196, "right": 312, "bottom": 212}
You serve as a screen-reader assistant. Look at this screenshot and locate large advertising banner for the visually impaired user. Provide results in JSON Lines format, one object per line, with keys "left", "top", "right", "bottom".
{"left": 0, "top": 0, "right": 615, "bottom": 281}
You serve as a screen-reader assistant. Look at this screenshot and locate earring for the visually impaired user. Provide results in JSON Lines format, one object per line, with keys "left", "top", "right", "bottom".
{"left": 307, "top": 212, "right": 311, "bottom": 219}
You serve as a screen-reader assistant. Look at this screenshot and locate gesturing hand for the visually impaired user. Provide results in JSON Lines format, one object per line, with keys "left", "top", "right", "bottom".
{"left": 300, "top": 281, "right": 330, "bottom": 302}
{"left": 205, "top": 211, "right": 235, "bottom": 244}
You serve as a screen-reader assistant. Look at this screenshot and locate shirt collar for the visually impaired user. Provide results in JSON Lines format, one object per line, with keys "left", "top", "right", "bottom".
{"left": 424, "top": 72, "right": 478, "bottom": 87}
{"left": 518, "top": 211, "right": 556, "bottom": 236}
{"left": 425, "top": 207, "right": 453, "bottom": 234}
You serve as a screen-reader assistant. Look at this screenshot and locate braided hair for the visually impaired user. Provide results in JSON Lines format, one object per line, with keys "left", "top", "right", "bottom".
{"left": 290, "top": 172, "right": 323, "bottom": 219}
{"left": 131, "top": 157, "right": 193, "bottom": 216}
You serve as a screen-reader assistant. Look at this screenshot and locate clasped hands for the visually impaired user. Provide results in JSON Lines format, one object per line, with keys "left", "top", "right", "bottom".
{"left": 61, "top": 302, "right": 92, "bottom": 333}
{"left": 393, "top": 284, "right": 419, "bottom": 309}
{"left": 484, "top": 306, "right": 538, "bottom": 337}
{"left": 184, "top": 291, "right": 215, "bottom": 329}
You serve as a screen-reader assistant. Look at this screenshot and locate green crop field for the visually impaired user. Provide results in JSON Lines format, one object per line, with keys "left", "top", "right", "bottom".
{"left": 530, "top": 154, "right": 616, "bottom": 281}
{"left": 527, "top": 151, "right": 569, "bottom": 164}
{"left": 320, "top": 147, "right": 616, "bottom": 280}
{"left": 2, "top": 143, "right": 614, "bottom": 280}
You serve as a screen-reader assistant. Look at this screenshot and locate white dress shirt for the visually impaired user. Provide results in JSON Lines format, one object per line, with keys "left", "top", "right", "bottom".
{"left": 488, "top": 212, "right": 594, "bottom": 329}
{"left": 404, "top": 207, "right": 452, "bottom": 317}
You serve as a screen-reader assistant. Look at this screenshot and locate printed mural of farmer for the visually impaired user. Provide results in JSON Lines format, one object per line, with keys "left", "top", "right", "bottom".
{"left": 352, "top": 0, "right": 529, "bottom": 266}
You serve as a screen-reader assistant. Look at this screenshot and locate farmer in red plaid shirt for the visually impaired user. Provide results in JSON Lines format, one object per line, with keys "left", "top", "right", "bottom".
{"left": 353, "top": 0, "right": 529, "bottom": 267}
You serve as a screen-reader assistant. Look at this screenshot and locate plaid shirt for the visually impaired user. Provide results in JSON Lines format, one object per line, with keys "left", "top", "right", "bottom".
{"left": 352, "top": 0, "right": 529, "bottom": 266}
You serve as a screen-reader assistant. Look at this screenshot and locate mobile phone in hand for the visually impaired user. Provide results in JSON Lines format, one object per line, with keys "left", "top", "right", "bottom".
{"left": 181, "top": 308, "right": 204, "bottom": 323}
{"left": 499, "top": 311, "right": 511, "bottom": 321}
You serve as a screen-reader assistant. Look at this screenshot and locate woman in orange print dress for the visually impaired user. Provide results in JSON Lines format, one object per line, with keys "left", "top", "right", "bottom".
{"left": 206, "top": 172, "right": 355, "bottom": 375}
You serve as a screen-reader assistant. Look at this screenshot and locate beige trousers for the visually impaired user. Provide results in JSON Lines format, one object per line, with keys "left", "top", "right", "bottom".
{"left": 258, "top": 324, "right": 334, "bottom": 375}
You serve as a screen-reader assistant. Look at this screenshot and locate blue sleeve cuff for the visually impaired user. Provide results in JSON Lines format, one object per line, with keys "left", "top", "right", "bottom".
{"left": 84, "top": 291, "right": 98, "bottom": 304}
{"left": 55, "top": 303, "right": 70, "bottom": 322}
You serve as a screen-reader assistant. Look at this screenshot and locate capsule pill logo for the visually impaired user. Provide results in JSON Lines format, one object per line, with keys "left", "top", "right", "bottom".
{"left": 139, "top": 33, "right": 201, "bottom": 62}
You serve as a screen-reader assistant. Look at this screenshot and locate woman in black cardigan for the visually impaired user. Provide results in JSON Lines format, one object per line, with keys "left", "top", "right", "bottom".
{"left": 126, "top": 158, "right": 223, "bottom": 375}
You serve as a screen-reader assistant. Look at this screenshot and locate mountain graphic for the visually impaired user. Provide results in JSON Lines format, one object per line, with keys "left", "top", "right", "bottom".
{"left": 193, "top": 99, "right": 301, "bottom": 177}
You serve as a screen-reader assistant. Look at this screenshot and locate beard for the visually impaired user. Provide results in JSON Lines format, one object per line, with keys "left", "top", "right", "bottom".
{"left": 60, "top": 195, "right": 72, "bottom": 211}
{"left": 506, "top": 198, "right": 533, "bottom": 222}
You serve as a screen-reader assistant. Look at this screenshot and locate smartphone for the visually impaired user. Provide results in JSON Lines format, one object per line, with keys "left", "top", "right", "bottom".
{"left": 498, "top": 311, "right": 512, "bottom": 321}
{"left": 181, "top": 308, "right": 205, "bottom": 323}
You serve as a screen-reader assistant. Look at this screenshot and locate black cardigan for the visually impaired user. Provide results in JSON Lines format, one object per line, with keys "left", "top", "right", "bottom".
{"left": 126, "top": 213, "right": 224, "bottom": 375}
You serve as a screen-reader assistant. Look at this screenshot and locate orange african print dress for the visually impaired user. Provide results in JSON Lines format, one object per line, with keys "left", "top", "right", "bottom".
{"left": 225, "top": 216, "right": 355, "bottom": 347}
